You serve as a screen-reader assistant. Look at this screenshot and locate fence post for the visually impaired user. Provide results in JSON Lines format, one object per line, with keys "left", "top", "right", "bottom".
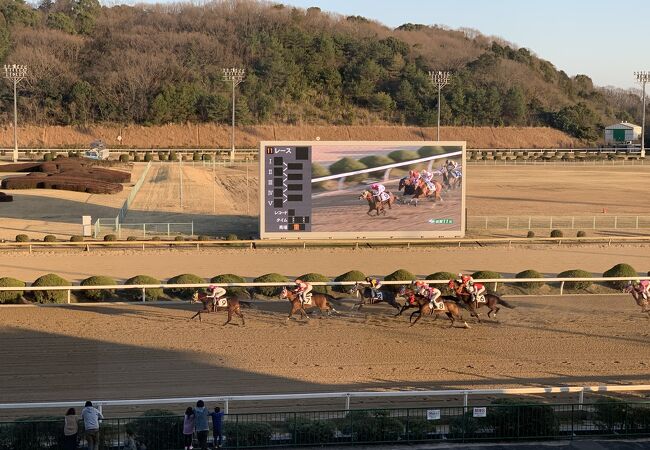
{"left": 143, "top": 223, "right": 146, "bottom": 238}
{"left": 191, "top": 222, "right": 194, "bottom": 237}
{"left": 141, "top": 288, "right": 146, "bottom": 302}
{"left": 571, "top": 217, "right": 575, "bottom": 229}
{"left": 560, "top": 281, "right": 565, "bottom": 296}
{"left": 550, "top": 217, "right": 553, "bottom": 229}
{"left": 636, "top": 216, "right": 639, "bottom": 229}
{"left": 224, "top": 399, "right": 229, "bottom": 414}
{"left": 528, "top": 217, "right": 531, "bottom": 229}
{"left": 506, "top": 217, "right": 510, "bottom": 230}
{"left": 67, "top": 290, "right": 71, "bottom": 304}
{"left": 578, "top": 388, "right": 584, "bottom": 411}
{"left": 463, "top": 391, "right": 468, "bottom": 408}
{"left": 614, "top": 216, "right": 618, "bottom": 229}
{"left": 167, "top": 223, "right": 170, "bottom": 236}
{"left": 485, "top": 217, "right": 488, "bottom": 230}
{"left": 345, "top": 394, "right": 350, "bottom": 411}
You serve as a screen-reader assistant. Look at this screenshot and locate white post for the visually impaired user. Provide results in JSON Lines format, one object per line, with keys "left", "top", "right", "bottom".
{"left": 141, "top": 287, "right": 146, "bottom": 302}
{"left": 463, "top": 392, "right": 468, "bottom": 408}
{"left": 636, "top": 216, "right": 639, "bottom": 229}
{"left": 578, "top": 388, "right": 584, "bottom": 411}
{"left": 506, "top": 217, "right": 510, "bottom": 230}
{"left": 224, "top": 399, "right": 229, "bottom": 414}
{"left": 560, "top": 281, "right": 565, "bottom": 296}
{"left": 614, "top": 216, "right": 618, "bottom": 229}
{"left": 67, "top": 290, "right": 71, "bottom": 304}
{"left": 345, "top": 394, "right": 351, "bottom": 411}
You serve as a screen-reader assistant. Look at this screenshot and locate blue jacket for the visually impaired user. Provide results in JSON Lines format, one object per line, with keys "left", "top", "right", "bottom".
{"left": 209, "top": 411, "right": 225, "bottom": 431}
{"left": 194, "top": 406, "right": 209, "bottom": 431}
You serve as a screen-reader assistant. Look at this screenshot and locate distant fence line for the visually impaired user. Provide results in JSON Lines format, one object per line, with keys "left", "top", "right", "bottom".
{"left": 0, "top": 276, "right": 644, "bottom": 303}
{"left": 468, "top": 215, "right": 650, "bottom": 231}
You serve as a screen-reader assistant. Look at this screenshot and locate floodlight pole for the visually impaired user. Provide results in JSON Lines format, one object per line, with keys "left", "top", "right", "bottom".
{"left": 222, "top": 68, "right": 245, "bottom": 163}
{"left": 635, "top": 71, "right": 649, "bottom": 159}
{"left": 3, "top": 64, "right": 28, "bottom": 163}
{"left": 429, "top": 70, "right": 451, "bottom": 141}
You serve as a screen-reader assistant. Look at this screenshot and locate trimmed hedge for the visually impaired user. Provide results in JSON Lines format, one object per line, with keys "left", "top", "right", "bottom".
{"left": 328, "top": 158, "right": 367, "bottom": 182}
{"left": 225, "top": 233, "right": 238, "bottom": 241}
{"left": 0, "top": 277, "right": 26, "bottom": 303}
{"left": 557, "top": 269, "right": 592, "bottom": 290}
{"left": 426, "top": 271, "right": 456, "bottom": 294}
{"left": 166, "top": 273, "right": 204, "bottom": 299}
{"left": 15, "top": 234, "right": 29, "bottom": 242}
{"left": 119, "top": 154, "right": 129, "bottom": 162}
{"left": 333, "top": 270, "right": 366, "bottom": 293}
{"left": 32, "top": 273, "right": 70, "bottom": 303}
{"left": 224, "top": 422, "right": 273, "bottom": 447}
{"left": 297, "top": 273, "right": 330, "bottom": 294}
{"left": 515, "top": 269, "right": 545, "bottom": 289}
{"left": 70, "top": 235, "right": 84, "bottom": 242}
{"left": 577, "top": 230, "right": 587, "bottom": 237}
{"left": 359, "top": 155, "right": 394, "bottom": 168}
{"left": 471, "top": 271, "right": 502, "bottom": 292}
{"left": 550, "top": 229, "right": 563, "bottom": 238}
{"left": 603, "top": 263, "right": 637, "bottom": 289}
{"left": 417, "top": 146, "right": 446, "bottom": 157}
{"left": 104, "top": 234, "right": 117, "bottom": 241}
{"left": 43, "top": 235, "right": 57, "bottom": 242}
{"left": 122, "top": 275, "right": 163, "bottom": 301}
{"left": 388, "top": 149, "right": 419, "bottom": 162}
{"left": 527, "top": 230, "right": 535, "bottom": 238}
{"left": 311, "top": 163, "right": 330, "bottom": 178}
{"left": 253, "top": 273, "right": 289, "bottom": 297}
{"left": 126, "top": 236, "right": 138, "bottom": 241}
{"left": 80, "top": 276, "right": 117, "bottom": 301}
{"left": 211, "top": 274, "right": 247, "bottom": 297}
{"left": 384, "top": 269, "right": 416, "bottom": 291}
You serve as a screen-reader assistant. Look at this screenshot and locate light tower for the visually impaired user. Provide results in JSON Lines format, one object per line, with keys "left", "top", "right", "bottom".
{"left": 634, "top": 71, "right": 649, "bottom": 158}
{"left": 3, "top": 64, "right": 28, "bottom": 163}
{"left": 222, "top": 68, "right": 246, "bottom": 162}
{"left": 428, "top": 70, "right": 451, "bottom": 141}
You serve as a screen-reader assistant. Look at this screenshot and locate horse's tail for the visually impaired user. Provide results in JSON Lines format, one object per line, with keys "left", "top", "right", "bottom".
{"left": 496, "top": 296, "right": 515, "bottom": 309}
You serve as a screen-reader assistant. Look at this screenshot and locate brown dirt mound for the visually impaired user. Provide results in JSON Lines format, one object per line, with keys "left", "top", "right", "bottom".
{"left": 0, "top": 157, "right": 129, "bottom": 194}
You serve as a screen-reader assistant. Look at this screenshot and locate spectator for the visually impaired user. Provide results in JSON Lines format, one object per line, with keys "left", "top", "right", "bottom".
{"left": 182, "top": 406, "right": 195, "bottom": 450}
{"left": 208, "top": 407, "right": 225, "bottom": 448}
{"left": 81, "top": 401, "right": 103, "bottom": 450}
{"left": 63, "top": 407, "right": 78, "bottom": 450}
{"left": 123, "top": 430, "right": 137, "bottom": 450}
{"left": 193, "top": 400, "right": 209, "bottom": 450}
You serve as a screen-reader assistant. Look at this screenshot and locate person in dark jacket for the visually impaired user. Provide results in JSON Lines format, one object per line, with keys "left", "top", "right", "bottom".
{"left": 208, "top": 406, "right": 225, "bottom": 448}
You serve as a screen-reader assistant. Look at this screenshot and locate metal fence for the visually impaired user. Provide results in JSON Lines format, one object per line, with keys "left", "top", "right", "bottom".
{"left": 468, "top": 215, "right": 650, "bottom": 231}
{"left": 117, "top": 160, "right": 152, "bottom": 222}
{"left": 115, "top": 222, "right": 194, "bottom": 238}
{"left": 0, "top": 401, "right": 648, "bottom": 449}
{"left": 467, "top": 158, "right": 646, "bottom": 166}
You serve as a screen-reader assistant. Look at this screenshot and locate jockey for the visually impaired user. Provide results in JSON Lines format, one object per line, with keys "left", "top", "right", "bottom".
{"left": 411, "top": 280, "right": 426, "bottom": 304}
{"left": 408, "top": 169, "right": 420, "bottom": 184}
{"left": 466, "top": 280, "right": 486, "bottom": 304}
{"left": 370, "top": 183, "right": 386, "bottom": 201}
{"left": 294, "top": 278, "right": 312, "bottom": 305}
{"left": 422, "top": 284, "right": 443, "bottom": 310}
{"left": 445, "top": 159, "right": 459, "bottom": 173}
{"left": 365, "top": 277, "right": 382, "bottom": 299}
{"left": 207, "top": 284, "right": 227, "bottom": 309}
{"left": 420, "top": 170, "right": 435, "bottom": 191}
{"left": 638, "top": 279, "right": 650, "bottom": 299}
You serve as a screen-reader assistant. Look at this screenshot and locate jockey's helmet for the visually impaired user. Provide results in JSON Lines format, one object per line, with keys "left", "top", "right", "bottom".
{"left": 370, "top": 183, "right": 379, "bottom": 190}
{"left": 457, "top": 273, "right": 463, "bottom": 278}
{"left": 209, "top": 284, "right": 216, "bottom": 290}
{"left": 295, "top": 279, "right": 303, "bottom": 284}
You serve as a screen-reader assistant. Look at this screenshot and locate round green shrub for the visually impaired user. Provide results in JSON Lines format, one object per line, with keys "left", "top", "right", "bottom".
{"left": 603, "top": 263, "right": 638, "bottom": 289}
{"left": 577, "top": 230, "right": 587, "bottom": 237}
{"left": 515, "top": 269, "right": 545, "bottom": 289}
{"left": 426, "top": 271, "right": 456, "bottom": 294}
{"left": 417, "top": 146, "right": 446, "bottom": 158}
{"left": 253, "top": 273, "right": 289, "bottom": 297}
{"left": 527, "top": 230, "right": 535, "bottom": 238}
{"left": 169, "top": 151, "right": 178, "bottom": 161}
{"left": 225, "top": 233, "right": 238, "bottom": 241}
{"left": 211, "top": 274, "right": 247, "bottom": 297}
{"left": 103, "top": 234, "right": 117, "bottom": 242}
{"left": 296, "top": 273, "right": 330, "bottom": 294}
{"left": 312, "top": 163, "right": 330, "bottom": 178}
{"left": 198, "top": 235, "right": 211, "bottom": 241}
{"left": 126, "top": 236, "right": 139, "bottom": 241}
{"left": 384, "top": 269, "right": 416, "bottom": 292}
{"left": 32, "top": 274, "right": 71, "bottom": 303}
{"left": 471, "top": 270, "right": 502, "bottom": 292}
{"left": 150, "top": 236, "right": 161, "bottom": 241}
{"left": 550, "top": 229, "right": 563, "bottom": 238}
{"left": 133, "top": 153, "right": 141, "bottom": 162}
{"left": 174, "top": 235, "right": 184, "bottom": 241}
{"left": 557, "top": 269, "right": 592, "bottom": 290}
{"left": 144, "top": 153, "right": 153, "bottom": 162}
{"left": 43, "top": 235, "right": 57, "bottom": 242}
{"left": 388, "top": 150, "right": 419, "bottom": 162}
{"left": 333, "top": 270, "right": 366, "bottom": 293}
{"left": 328, "top": 158, "right": 367, "bottom": 182}
{"left": 159, "top": 153, "right": 168, "bottom": 161}
{"left": 166, "top": 273, "right": 204, "bottom": 299}
{"left": 202, "top": 154, "right": 212, "bottom": 162}
{"left": 80, "top": 276, "right": 117, "bottom": 301}
{"left": 122, "top": 275, "right": 163, "bottom": 301}
{"left": 192, "top": 151, "right": 201, "bottom": 161}
{"left": 0, "top": 277, "right": 26, "bottom": 303}
{"left": 43, "top": 152, "right": 53, "bottom": 161}
{"left": 119, "top": 154, "right": 129, "bottom": 163}
{"left": 359, "top": 155, "right": 394, "bottom": 168}
{"left": 15, "top": 234, "right": 29, "bottom": 242}
{"left": 70, "top": 235, "right": 84, "bottom": 242}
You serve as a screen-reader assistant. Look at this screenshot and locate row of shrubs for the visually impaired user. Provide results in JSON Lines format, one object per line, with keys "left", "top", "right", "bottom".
{"left": 468, "top": 151, "right": 641, "bottom": 162}
{"left": 41, "top": 151, "right": 224, "bottom": 163}
{"left": 528, "top": 230, "right": 588, "bottom": 238}
{"left": 13, "top": 234, "right": 241, "bottom": 243}
{"left": 0, "top": 264, "right": 645, "bottom": 304}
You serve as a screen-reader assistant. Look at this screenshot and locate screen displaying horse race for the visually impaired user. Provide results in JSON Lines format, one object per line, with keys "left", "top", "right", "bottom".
{"left": 259, "top": 141, "right": 466, "bottom": 239}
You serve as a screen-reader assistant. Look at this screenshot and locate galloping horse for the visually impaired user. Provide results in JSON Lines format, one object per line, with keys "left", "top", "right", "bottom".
{"left": 400, "top": 178, "right": 442, "bottom": 206}
{"left": 623, "top": 283, "right": 650, "bottom": 316}
{"left": 449, "top": 280, "right": 515, "bottom": 322}
{"left": 359, "top": 190, "right": 396, "bottom": 216}
{"left": 400, "top": 288, "right": 469, "bottom": 328}
{"left": 280, "top": 287, "right": 339, "bottom": 320}
{"left": 349, "top": 282, "right": 402, "bottom": 312}
{"left": 442, "top": 168, "right": 462, "bottom": 190}
{"left": 190, "top": 291, "right": 246, "bottom": 326}
{"left": 398, "top": 177, "right": 418, "bottom": 196}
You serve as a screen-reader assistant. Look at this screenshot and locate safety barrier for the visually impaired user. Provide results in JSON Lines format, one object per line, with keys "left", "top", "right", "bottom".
{"left": 0, "top": 275, "right": 645, "bottom": 303}
{"left": 468, "top": 215, "right": 650, "bottom": 231}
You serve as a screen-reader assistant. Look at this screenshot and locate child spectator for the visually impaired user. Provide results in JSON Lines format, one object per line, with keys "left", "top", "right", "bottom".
{"left": 183, "top": 406, "right": 195, "bottom": 450}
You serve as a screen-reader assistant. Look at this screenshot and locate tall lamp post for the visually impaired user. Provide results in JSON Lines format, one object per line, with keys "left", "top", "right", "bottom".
{"left": 4, "top": 64, "right": 28, "bottom": 163}
{"left": 428, "top": 70, "right": 451, "bottom": 141}
{"left": 634, "top": 71, "right": 649, "bottom": 159}
{"left": 222, "top": 68, "right": 245, "bottom": 163}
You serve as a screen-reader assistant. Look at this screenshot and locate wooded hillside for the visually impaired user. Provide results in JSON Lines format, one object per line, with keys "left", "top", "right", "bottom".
{"left": 0, "top": 0, "right": 644, "bottom": 142}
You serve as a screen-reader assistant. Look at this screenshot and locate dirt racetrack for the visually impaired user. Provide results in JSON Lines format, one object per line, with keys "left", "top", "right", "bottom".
{"left": 1, "top": 296, "right": 649, "bottom": 409}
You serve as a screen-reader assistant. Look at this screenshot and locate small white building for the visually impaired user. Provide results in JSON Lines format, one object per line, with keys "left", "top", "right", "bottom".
{"left": 604, "top": 122, "right": 642, "bottom": 145}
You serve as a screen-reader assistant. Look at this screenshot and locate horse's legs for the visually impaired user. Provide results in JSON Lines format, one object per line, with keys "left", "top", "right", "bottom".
{"left": 300, "top": 307, "right": 310, "bottom": 320}
{"left": 223, "top": 309, "right": 232, "bottom": 326}
{"left": 236, "top": 308, "right": 245, "bottom": 325}
{"left": 395, "top": 304, "right": 407, "bottom": 317}
{"left": 287, "top": 304, "right": 298, "bottom": 320}
{"left": 409, "top": 311, "right": 422, "bottom": 327}
{"left": 190, "top": 311, "right": 200, "bottom": 321}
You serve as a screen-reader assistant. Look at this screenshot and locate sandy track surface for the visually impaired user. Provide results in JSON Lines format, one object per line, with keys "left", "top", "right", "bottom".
{"left": 1, "top": 296, "right": 648, "bottom": 407}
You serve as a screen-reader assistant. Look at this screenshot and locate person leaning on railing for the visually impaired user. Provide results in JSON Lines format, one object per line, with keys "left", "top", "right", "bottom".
{"left": 81, "top": 401, "right": 103, "bottom": 450}
{"left": 63, "top": 407, "right": 78, "bottom": 450}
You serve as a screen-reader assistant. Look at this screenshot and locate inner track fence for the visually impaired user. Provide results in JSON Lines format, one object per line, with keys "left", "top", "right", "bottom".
{"left": 468, "top": 215, "right": 650, "bottom": 231}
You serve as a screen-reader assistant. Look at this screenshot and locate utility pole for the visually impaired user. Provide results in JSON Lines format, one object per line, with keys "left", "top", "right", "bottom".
{"left": 179, "top": 156, "right": 184, "bottom": 210}
{"left": 428, "top": 70, "right": 451, "bottom": 141}
{"left": 222, "top": 68, "right": 245, "bottom": 163}
{"left": 635, "top": 71, "right": 649, "bottom": 159}
{"left": 3, "top": 64, "right": 28, "bottom": 163}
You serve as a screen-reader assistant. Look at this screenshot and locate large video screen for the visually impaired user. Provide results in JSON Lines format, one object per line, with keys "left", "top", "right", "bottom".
{"left": 259, "top": 141, "right": 466, "bottom": 239}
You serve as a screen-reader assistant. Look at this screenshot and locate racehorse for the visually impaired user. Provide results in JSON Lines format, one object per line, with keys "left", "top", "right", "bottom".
{"left": 398, "top": 177, "right": 417, "bottom": 196}
{"left": 349, "top": 282, "right": 402, "bottom": 312}
{"left": 442, "top": 168, "right": 462, "bottom": 190}
{"left": 400, "top": 288, "right": 469, "bottom": 328}
{"left": 448, "top": 280, "right": 515, "bottom": 322}
{"left": 400, "top": 178, "right": 443, "bottom": 206}
{"left": 623, "top": 283, "right": 650, "bottom": 316}
{"left": 190, "top": 291, "right": 246, "bottom": 326}
{"left": 359, "top": 190, "right": 396, "bottom": 216}
{"left": 280, "top": 286, "right": 339, "bottom": 320}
